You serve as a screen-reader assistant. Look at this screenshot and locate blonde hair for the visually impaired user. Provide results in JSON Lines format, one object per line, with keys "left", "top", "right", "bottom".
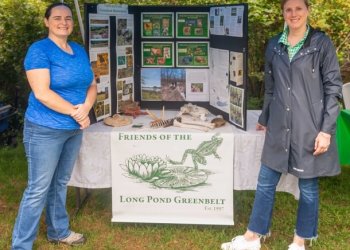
{"left": 280, "top": 0, "right": 310, "bottom": 9}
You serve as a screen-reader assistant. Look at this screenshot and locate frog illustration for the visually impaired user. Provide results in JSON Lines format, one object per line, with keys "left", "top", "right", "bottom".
{"left": 167, "top": 134, "right": 223, "bottom": 169}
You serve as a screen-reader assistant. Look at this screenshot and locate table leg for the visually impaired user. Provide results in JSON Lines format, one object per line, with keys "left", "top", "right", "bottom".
{"left": 74, "top": 187, "right": 91, "bottom": 217}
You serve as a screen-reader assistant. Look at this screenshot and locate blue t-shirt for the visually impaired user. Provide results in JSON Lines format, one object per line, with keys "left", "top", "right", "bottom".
{"left": 24, "top": 38, "right": 93, "bottom": 129}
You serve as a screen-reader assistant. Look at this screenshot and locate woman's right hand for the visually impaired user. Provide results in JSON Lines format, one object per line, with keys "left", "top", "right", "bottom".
{"left": 71, "top": 103, "right": 90, "bottom": 122}
{"left": 256, "top": 123, "right": 267, "bottom": 131}
{"left": 76, "top": 116, "right": 90, "bottom": 129}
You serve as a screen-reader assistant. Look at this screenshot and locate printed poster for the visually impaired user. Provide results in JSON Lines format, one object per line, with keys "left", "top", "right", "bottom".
{"left": 209, "top": 7, "right": 225, "bottom": 35}
{"left": 116, "top": 14, "right": 134, "bottom": 112}
{"left": 223, "top": 6, "right": 244, "bottom": 37}
{"left": 209, "top": 6, "right": 244, "bottom": 37}
{"left": 176, "top": 42, "right": 209, "bottom": 68}
{"left": 209, "top": 48, "right": 229, "bottom": 113}
{"left": 111, "top": 131, "right": 234, "bottom": 225}
{"left": 142, "top": 42, "right": 174, "bottom": 67}
{"left": 176, "top": 12, "right": 209, "bottom": 38}
{"left": 229, "top": 51, "right": 244, "bottom": 86}
{"left": 141, "top": 12, "right": 174, "bottom": 38}
{"left": 229, "top": 85, "right": 244, "bottom": 128}
{"left": 185, "top": 69, "right": 209, "bottom": 102}
{"left": 89, "top": 14, "right": 111, "bottom": 121}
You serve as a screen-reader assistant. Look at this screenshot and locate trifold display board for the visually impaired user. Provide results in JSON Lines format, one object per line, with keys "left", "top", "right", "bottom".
{"left": 85, "top": 4, "right": 248, "bottom": 130}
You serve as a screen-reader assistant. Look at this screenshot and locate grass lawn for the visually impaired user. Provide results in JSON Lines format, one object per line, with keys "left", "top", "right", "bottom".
{"left": 0, "top": 144, "right": 349, "bottom": 250}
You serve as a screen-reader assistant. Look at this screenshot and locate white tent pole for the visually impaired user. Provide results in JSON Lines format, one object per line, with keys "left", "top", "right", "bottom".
{"left": 73, "top": 0, "right": 85, "bottom": 44}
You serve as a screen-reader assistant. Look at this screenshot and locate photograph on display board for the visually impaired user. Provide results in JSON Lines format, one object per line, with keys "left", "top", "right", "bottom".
{"left": 117, "top": 46, "right": 134, "bottom": 80}
{"left": 90, "top": 51, "right": 110, "bottom": 82}
{"left": 89, "top": 46, "right": 111, "bottom": 121}
{"left": 91, "top": 52, "right": 109, "bottom": 76}
{"left": 161, "top": 68, "right": 186, "bottom": 101}
{"left": 118, "top": 68, "right": 133, "bottom": 79}
{"left": 94, "top": 85, "right": 110, "bottom": 120}
{"left": 116, "top": 78, "right": 134, "bottom": 112}
{"left": 229, "top": 85, "right": 244, "bottom": 128}
{"left": 89, "top": 15, "right": 109, "bottom": 49}
{"left": 141, "top": 68, "right": 162, "bottom": 101}
{"left": 90, "top": 26, "right": 109, "bottom": 40}
{"left": 229, "top": 51, "right": 244, "bottom": 86}
{"left": 142, "top": 42, "right": 174, "bottom": 67}
{"left": 117, "top": 18, "right": 133, "bottom": 46}
{"left": 176, "top": 42, "right": 209, "bottom": 68}
{"left": 91, "top": 61, "right": 100, "bottom": 84}
{"left": 185, "top": 69, "right": 209, "bottom": 102}
{"left": 176, "top": 12, "right": 209, "bottom": 38}
{"left": 117, "top": 47, "right": 133, "bottom": 70}
{"left": 141, "top": 12, "right": 174, "bottom": 38}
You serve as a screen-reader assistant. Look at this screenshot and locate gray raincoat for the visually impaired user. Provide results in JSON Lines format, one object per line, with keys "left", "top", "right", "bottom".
{"left": 258, "top": 27, "right": 343, "bottom": 178}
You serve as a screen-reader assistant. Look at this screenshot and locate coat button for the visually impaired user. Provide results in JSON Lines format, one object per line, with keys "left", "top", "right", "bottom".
{"left": 286, "top": 107, "right": 290, "bottom": 111}
{"left": 286, "top": 128, "right": 290, "bottom": 132}
{"left": 287, "top": 87, "right": 291, "bottom": 90}
{"left": 285, "top": 148, "right": 288, "bottom": 152}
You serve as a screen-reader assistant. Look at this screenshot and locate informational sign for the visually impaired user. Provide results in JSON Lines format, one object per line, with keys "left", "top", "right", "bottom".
{"left": 176, "top": 12, "right": 209, "bottom": 38}
{"left": 229, "top": 51, "right": 244, "bottom": 86}
{"left": 111, "top": 131, "right": 234, "bottom": 225}
{"left": 142, "top": 42, "right": 174, "bottom": 67}
{"left": 209, "top": 48, "right": 229, "bottom": 113}
{"left": 209, "top": 6, "right": 244, "bottom": 37}
{"left": 176, "top": 42, "right": 209, "bottom": 68}
{"left": 141, "top": 12, "right": 174, "bottom": 38}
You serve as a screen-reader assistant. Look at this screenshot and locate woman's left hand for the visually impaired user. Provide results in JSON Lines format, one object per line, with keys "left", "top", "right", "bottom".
{"left": 313, "top": 132, "right": 331, "bottom": 156}
{"left": 71, "top": 103, "right": 90, "bottom": 121}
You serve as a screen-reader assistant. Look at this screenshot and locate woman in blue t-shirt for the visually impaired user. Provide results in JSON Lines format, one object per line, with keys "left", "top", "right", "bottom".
{"left": 12, "top": 3, "right": 97, "bottom": 249}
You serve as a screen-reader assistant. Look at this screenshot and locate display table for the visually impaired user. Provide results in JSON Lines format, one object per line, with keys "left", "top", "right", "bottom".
{"left": 336, "top": 109, "right": 350, "bottom": 166}
{"left": 68, "top": 110, "right": 299, "bottom": 199}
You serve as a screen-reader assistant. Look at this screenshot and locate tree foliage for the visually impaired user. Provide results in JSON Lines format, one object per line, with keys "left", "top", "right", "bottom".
{"left": 0, "top": 0, "right": 349, "bottom": 110}
{"left": 0, "top": 0, "right": 49, "bottom": 107}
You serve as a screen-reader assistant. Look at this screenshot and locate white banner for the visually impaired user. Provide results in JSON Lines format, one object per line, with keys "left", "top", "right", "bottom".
{"left": 111, "top": 131, "right": 234, "bottom": 225}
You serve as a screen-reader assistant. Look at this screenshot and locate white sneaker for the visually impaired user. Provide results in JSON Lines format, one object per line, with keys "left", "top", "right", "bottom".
{"left": 221, "top": 235, "right": 261, "bottom": 250}
{"left": 48, "top": 231, "right": 86, "bottom": 246}
{"left": 288, "top": 243, "right": 305, "bottom": 250}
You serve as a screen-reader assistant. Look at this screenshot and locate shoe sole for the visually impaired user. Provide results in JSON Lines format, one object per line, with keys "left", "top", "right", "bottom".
{"left": 221, "top": 244, "right": 260, "bottom": 250}
{"left": 48, "top": 237, "right": 86, "bottom": 246}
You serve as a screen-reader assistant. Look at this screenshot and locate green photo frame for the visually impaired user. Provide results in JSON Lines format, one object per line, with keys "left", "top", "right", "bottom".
{"left": 141, "top": 12, "right": 174, "bottom": 38}
{"left": 142, "top": 42, "right": 174, "bottom": 67}
{"left": 176, "top": 12, "right": 209, "bottom": 38}
{"left": 176, "top": 42, "right": 209, "bottom": 68}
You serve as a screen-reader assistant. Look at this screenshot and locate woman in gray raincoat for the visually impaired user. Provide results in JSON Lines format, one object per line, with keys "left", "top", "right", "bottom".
{"left": 221, "top": 0, "right": 342, "bottom": 250}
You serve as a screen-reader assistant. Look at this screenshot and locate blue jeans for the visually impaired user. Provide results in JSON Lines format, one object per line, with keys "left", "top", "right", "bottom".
{"left": 12, "top": 120, "right": 83, "bottom": 250}
{"left": 248, "top": 165, "right": 319, "bottom": 239}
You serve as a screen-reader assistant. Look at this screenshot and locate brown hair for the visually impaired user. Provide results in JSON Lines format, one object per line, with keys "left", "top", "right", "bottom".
{"left": 280, "top": 0, "right": 310, "bottom": 9}
{"left": 44, "top": 2, "right": 72, "bottom": 19}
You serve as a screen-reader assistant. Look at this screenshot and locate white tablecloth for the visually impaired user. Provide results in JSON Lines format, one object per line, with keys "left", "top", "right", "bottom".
{"left": 68, "top": 110, "right": 299, "bottom": 198}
